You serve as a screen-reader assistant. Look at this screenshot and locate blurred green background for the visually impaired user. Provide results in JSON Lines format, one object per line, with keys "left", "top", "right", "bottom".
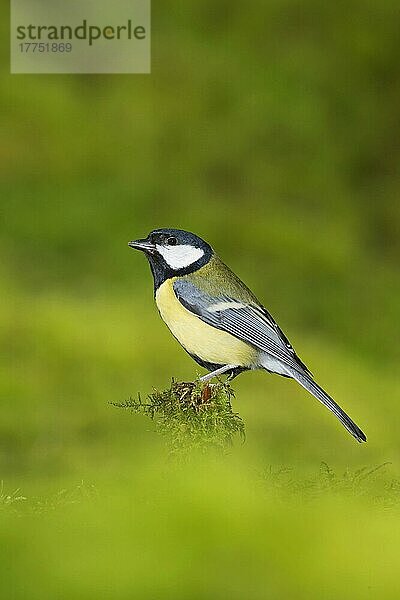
{"left": 1, "top": 0, "right": 400, "bottom": 598}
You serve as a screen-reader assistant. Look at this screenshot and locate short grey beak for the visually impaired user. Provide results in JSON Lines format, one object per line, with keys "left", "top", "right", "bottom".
{"left": 128, "top": 238, "right": 156, "bottom": 253}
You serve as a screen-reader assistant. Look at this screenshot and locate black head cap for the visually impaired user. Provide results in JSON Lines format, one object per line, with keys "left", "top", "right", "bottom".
{"left": 128, "top": 228, "right": 213, "bottom": 289}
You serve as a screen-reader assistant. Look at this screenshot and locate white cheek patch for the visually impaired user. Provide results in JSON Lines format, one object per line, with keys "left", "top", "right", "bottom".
{"left": 156, "top": 244, "right": 204, "bottom": 269}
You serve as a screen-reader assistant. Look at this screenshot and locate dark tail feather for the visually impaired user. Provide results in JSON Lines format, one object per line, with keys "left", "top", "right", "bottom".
{"left": 289, "top": 369, "right": 366, "bottom": 443}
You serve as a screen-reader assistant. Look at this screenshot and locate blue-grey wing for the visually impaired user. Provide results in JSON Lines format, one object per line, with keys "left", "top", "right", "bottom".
{"left": 173, "top": 279, "right": 311, "bottom": 375}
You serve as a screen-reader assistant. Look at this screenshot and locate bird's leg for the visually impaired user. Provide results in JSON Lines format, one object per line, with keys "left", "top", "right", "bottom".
{"left": 227, "top": 369, "right": 240, "bottom": 381}
{"left": 199, "top": 364, "right": 239, "bottom": 383}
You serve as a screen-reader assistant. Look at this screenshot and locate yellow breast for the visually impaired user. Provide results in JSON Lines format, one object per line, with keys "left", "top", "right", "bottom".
{"left": 155, "top": 278, "right": 257, "bottom": 367}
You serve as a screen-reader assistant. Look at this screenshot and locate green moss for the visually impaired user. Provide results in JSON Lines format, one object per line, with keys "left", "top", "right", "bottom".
{"left": 0, "top": 482, "right": 97, "bottom": 516}
{"left": 0, "top": 482, "right": 27, "bottom": 513}
{"left": 263, "top": 462, "right": 400, "bottom": 508}
{"left": 112, "top": 379, "right": 245, "bottom": 455}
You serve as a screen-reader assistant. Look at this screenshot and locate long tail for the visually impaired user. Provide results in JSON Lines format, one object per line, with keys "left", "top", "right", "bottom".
{"left": 288, "top": 368, "right": 366, "bottom": 443}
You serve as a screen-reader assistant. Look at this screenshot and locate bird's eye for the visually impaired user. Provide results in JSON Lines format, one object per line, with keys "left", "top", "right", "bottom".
{"left": 167, "top": 236, "right": 177, "bottom": 246}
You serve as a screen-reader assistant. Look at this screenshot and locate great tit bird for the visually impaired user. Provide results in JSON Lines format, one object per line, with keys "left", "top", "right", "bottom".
{"left": 128, "top": 228, "right": 366, "bottom": 443}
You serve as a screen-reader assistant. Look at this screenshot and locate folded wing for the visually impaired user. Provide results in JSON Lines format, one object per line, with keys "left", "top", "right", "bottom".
{"left": 173, "top": 278, "right": 366, "bottom": 443}
{"left": 173, "top": 279, "right": 311, "bottom": 375}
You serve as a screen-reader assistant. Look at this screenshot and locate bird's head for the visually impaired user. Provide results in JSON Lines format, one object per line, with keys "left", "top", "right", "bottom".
{"left": 129, "top": 228, "right": 213, "bottom": 286}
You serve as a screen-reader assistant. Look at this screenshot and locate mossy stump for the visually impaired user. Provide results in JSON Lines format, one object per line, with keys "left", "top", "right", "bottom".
{"left": 112, "top": 379, "right": 245, "bottom": 455}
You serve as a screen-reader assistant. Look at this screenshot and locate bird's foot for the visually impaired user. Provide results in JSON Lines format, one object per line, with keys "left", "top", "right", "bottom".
{"left": 199, "top": 364, "right": 239, "bottom": 383}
